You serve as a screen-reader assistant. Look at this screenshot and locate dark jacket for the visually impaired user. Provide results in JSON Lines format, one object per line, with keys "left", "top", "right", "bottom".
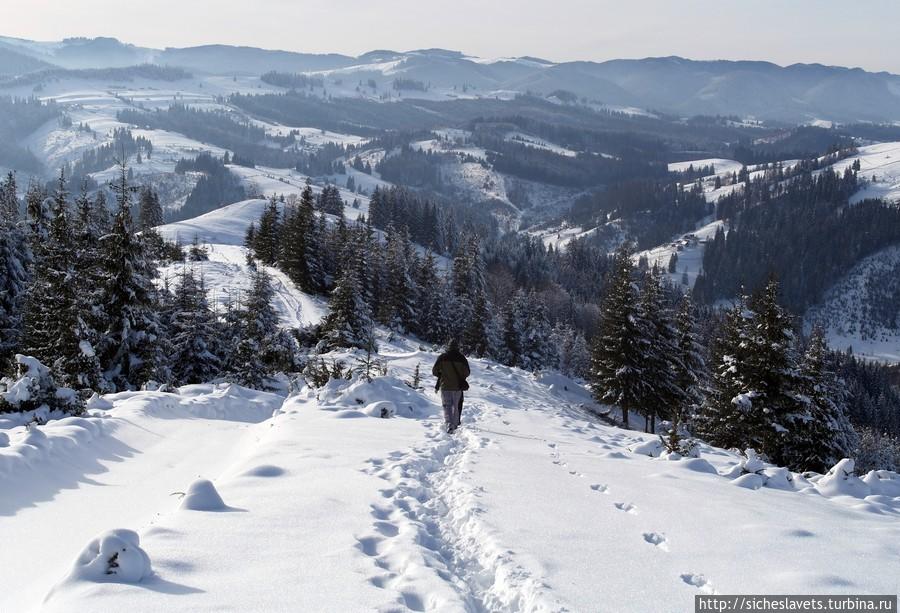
{"left": 432, "top": 349, "right": 470, "bottom": 391}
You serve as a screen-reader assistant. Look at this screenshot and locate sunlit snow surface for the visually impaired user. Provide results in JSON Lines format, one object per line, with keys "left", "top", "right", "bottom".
{"left": 2, "top": 355, "right": 898, "bottom": 612}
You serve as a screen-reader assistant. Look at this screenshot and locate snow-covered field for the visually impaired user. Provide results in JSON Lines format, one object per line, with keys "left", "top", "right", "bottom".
{"left": 3, "top": 351, "right": 899, "bottom": 612}
{"left": 634, "top": 218, "right": 725, "bottom": 288}
{"left": 832, "top": 141, "right": 900, "bottom": 204}
{"left": 805, "top": 244, "right": 900, "bottom": 363}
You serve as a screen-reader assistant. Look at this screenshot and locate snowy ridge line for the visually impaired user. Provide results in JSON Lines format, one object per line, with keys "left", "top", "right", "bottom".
{"left": 0, "top": 416, "right": 109, "bottom": 482}
{"left": 363, "top": 401, "right": 568, "bottom": 612}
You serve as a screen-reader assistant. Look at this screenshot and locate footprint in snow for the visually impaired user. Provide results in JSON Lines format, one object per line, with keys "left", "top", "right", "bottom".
{"left": 681, "top": 573, "right": 715, "bottom": 594}
{"left": 643, "top": 532, "right": 669, "bottom": 551}
{"left": 590, "top": 483, "right": 609, "bottom": 493}
{"left": 614, "top": 502, "right": 638, "bottom": 514}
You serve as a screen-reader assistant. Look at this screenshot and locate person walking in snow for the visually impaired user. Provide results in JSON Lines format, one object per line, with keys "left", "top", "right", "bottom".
{"left": 432, "top": 339, "right": 470, "bottom": 434}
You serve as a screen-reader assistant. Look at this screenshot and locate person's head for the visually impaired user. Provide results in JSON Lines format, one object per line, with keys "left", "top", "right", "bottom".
{"left": 447, "top": 338, "right": 460, "bottom": 352}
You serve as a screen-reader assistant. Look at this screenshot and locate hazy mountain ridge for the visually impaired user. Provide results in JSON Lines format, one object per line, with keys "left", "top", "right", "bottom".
{"left": 2, "top": 35, "right": 899, "bottom": 122}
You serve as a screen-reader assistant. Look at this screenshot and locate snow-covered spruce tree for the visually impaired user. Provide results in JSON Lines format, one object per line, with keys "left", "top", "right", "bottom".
{"left": 635, "top": 269, "right": 684, "bottom": 433}
{"left": 589, "top": 247, "right": 650, "bottom": 429}
{"left": 21, "top": 171, "right": 103, "bottom": 390}
{"left": 554, "top": 323, "right": 591, "bottom": 379}
{"left": 414, "top": 250, "right": 451, "bottom": 343}
{"left": 231, "top": 267, "right": 296, "bottom": 388}
{"left": 0, "top": 171, "right": 18, "bottom": 219}
{"left": 452, "top": 235, "right": 495, "bottom": 357}
{"left": 379, "top": 225, "right": 418, "bottom": 333}
{"left": 0, "top": 172, "right": 30, "bottom": 369}
{"left": 695, "top": 300, "right": 752, "bottom": 448}
{"left": 792, "top": 328, "right": 856, "bottom": 472}
{"left": 24, "top": 180, "right": 49, "bottom": 244}
{"left": 522, "top": 292, "right": 557, "bottom": 371}
{"left": 0, "top": 355, "right": 82, "bottom": 416}
{"left": 321, "top": 265, "right": 374, "bottom": 351}
{"left": 698, "top": 279, "right": 809, "bottom": 468}
{"left": 168, "top": 268, "right": 223, "bottom": 385}
{"left": 280, "top": 181, "right": 323, "bottom": 293}
{"left": 500, "top": 289, "right": 528, "bottom": 368}
{"left": 252, "top": 196, "right": 281, "bottom": 266}
{"left": 96, "top": 161, "right": 162, "bottom": 391}
{"left": 137, "top": 185, "right": 164, "bottom": 231}
{"left": 667, "top": 294, "right": 707, "bottom": 451}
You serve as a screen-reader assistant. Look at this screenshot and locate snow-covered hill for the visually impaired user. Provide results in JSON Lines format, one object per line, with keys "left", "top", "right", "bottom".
{"left": 3, "top": 348, "right": 899, "bottom": 612}
{"left": 4, "top": 36, "right": 900, "bottom": 122}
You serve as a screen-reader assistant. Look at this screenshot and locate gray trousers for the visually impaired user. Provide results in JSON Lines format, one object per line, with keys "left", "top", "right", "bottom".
{"left": 441, "top": 391, "right": 464, "bottom": 429}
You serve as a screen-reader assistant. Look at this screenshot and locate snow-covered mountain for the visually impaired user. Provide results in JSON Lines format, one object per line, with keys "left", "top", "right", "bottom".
{"left": 3, "top": 35, "right": 900, "bottom": 122}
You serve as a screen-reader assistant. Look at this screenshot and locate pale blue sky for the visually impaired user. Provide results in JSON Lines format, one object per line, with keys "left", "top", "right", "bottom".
{"left": 4, "top": 0, "right": 899, "bottom": 73}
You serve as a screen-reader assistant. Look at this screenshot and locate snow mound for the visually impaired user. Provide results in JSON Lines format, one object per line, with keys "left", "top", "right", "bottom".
{"left": 60, "top": 529, "right": 151, "bottom": 585}
{"left": 180, "top": 479, "right": 228, "bottom": 511}
{"left": 629, "top": 438, "right": 664, "bottom": 457}
{"left": 319, "top": 375, "right": 435, "bottom": 419}
{"left": 816, "top": 459, "right": 870, "bottom": 499}
{"left": 363, "top": 400, "right": 396, "bottom": 418}
{"left": 85, "top": 393, "right": 113, "bottom": 411}
{"left": 0, "top": 417, "right": 106, "bottom": 479}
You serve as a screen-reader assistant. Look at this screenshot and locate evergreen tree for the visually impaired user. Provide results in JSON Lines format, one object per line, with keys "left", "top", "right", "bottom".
{"left": 698, "top": 279, "right": 808, "bottom": 467}
{"left": 379, "top": 226, "right": 417, "bottom": 331}
{"left": 793, "top": 328, "right": 856, "bottom": 471}
{"left": 96, "top": 161, "right": 161, "bottom": 391}
{"left": 169, "top": 268, "right": 223, "bottom": 385}
{"left": 414, "top": 251, "right": 450, "bottom": 343}
{"left": 0, "top": 173, "right": 29, "bottom": 368}
{"left": 279, "top": 181, "right": 322, "bottom": 293}
{"left": 590, "top": 247, "right": 649, "bottom": 429}
{"left": 230, "top": 268, "right": 296, "bottom": 388}
{"left": 636, "top": 269, "right": 683, "bottom": 432}
{"left": 252, "top": 196, "right": 281, "bottom": 265}
{"left": 138, "top": 186, "right": 164, "bottom": 230}
{"left": 22, "top": 170, "right": 102, "bottom": 389}
{"left": 321, "top": 266, "right": 373, "bottom": 351}
{"left": 668, "top": 295, "right": 706, "bottom": 451}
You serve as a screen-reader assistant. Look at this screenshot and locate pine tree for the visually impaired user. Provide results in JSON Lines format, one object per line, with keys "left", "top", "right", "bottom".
{"left": 96, "top": 161, "right": 161, "bottom": 391}
{"left": 696, "top": 300, "right": 752, "bottom": 449}
{"left": 414, "top": 251, "right": 450, "bottom": 343}
{"left": 590, "top": 247, "right": 650, "bottom": 429}
{"left": 279, "top": 181, "right": 322, "bottom": 293}
{"left": 24, "top": 180, "right": 48, "bottom": 244}
{"left": 698, "top": 279, "right": 808, "bottom": 467}
{"left": 0, "top": 171, "right": 18, "bottom": 219}
{"left": 793, "top": 328, "right": 856, "bottom": 472}
{"left": 500, "top": 290, "right": 527, "bottom": 368}
{"left": 138, "top": 186, "right": 164, "bottom": 230}
{"left": 252, "top": 196, "right": 281, "bottom": 265}
{"left": 229, "top": 268, "right": 295, "bottom": 388}
{"left": 168, "top": 268, "right": 223, "bottom": 385}
{"left": 379, "top": 226, "right": 417, "bottom": 332}
{"left": 0, "top": 172, "right": 29, "bottom": 368}
{"left": 668, "top": 295, "right": 706, "bottom": 451}
{"left": 22, "top": 170, "right": 102, "bottom": 389}
{"left": 636, "top": 269, "right": 683, "bottom": 433}
{"left": 321, "top": 266, "right": 373, "bottom": 351}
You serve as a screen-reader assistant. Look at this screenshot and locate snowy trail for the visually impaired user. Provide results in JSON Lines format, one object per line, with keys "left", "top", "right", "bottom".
{"left": 6, "top": 356, "right": 900, "bottom": 612}
{"left": 0, "top": 388, "right": 282, "bottom": 613}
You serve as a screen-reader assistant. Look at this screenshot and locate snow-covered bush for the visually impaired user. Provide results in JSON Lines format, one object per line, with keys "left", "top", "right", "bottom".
{"left": 0, "top": 355, "right": 82, "bottom": 415}
{"left": 816, "top": 458, "right": 871, "bottom": 498}
{"left": 64, "top": 529, "right": 151, "bottom": 584}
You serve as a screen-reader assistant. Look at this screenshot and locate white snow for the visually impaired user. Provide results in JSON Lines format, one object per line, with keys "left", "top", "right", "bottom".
{"left": 668, "top": 158, "right": 743, "bottom": 177}
{"left": 830, "top": 141, "right": 900, "bottom": 204}
{"left": 634, "top": 217, "right": 725, "bottom": 288}
{"left": 4, "top": 352, "right": 899, "bottom": 612}
{"left": 805, "top": 244, "right": 900, "bottom": 363}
